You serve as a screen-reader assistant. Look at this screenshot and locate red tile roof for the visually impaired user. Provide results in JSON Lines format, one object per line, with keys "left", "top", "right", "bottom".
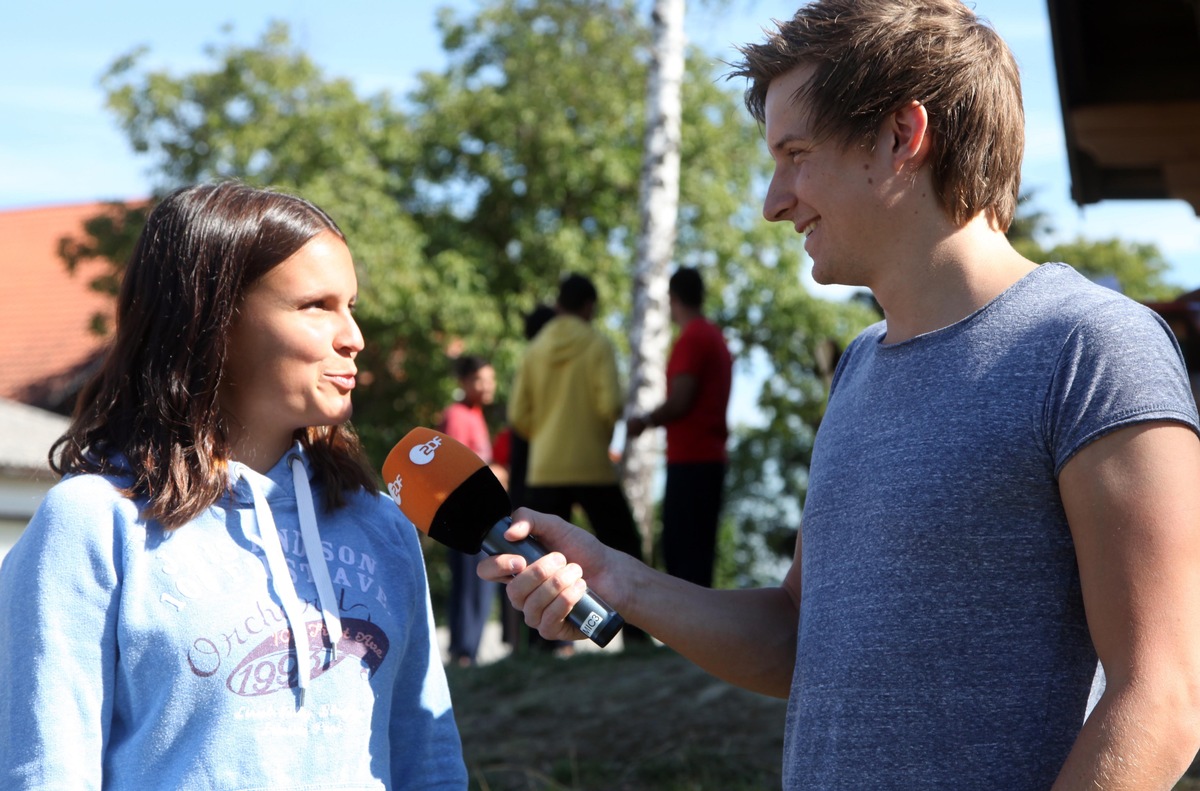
{"left": 0, "top": 202, "right": 125, "bottom": 409}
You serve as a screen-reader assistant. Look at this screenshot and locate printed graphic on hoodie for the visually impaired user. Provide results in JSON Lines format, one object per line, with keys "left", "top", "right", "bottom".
{"left": 221, "top": 616, "right": 389, "bottom": 696}
{"left": 169, "top": 522, "right": 393, "bottom": 697}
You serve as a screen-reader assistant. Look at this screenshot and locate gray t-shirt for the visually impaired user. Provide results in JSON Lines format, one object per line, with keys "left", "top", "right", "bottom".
{"left": 784, "top": 263, "right": 1199, "bottom": 789}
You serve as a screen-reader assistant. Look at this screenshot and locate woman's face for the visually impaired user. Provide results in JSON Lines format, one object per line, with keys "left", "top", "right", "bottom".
{"left": 221, "top": 231, "right": 363, "bottom": 469}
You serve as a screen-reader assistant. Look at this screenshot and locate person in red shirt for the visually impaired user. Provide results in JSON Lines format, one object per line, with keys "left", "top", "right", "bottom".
{"left": 440, "top": 355, "right": 502, "bottom": 666}
{"left": 628, "top": 267, "right": 733, "bottom": 587}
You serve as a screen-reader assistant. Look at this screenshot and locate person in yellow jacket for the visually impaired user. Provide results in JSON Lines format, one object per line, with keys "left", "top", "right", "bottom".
{"left": 509, "top": 273, "right": 650, "bottom": 648}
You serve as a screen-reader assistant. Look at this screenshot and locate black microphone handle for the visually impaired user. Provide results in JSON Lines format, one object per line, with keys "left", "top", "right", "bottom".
{"left": 480, "top": 516, "right": 625, "bottom": 648}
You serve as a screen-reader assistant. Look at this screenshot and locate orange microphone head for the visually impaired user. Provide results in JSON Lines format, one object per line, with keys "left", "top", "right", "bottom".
{"left": 382, "top": 427, "right": 511, "bottom": 554}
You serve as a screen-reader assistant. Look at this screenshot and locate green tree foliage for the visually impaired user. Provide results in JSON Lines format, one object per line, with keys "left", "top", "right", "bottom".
{"left": 57, "top": 201, "right": 149, "bottom": 335}
{"left": 411, "top": 0, "right": 878, "bottom": 586}
{"left": 1040, "top": 238, "right": 1180, "bottom": 302}
{"left": 1006, "top": 191, "right": 1183, "bottom": 302}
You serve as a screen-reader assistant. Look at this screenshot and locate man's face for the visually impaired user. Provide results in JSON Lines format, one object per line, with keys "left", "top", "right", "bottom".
{"left": 668, "top": 292, "right": 684, "bottom": 325}
{"left": 462, "top": 365, "right": 496, "bottom": 407}
{"left": 761, "top": 64, "right": 884, "bottom": 287}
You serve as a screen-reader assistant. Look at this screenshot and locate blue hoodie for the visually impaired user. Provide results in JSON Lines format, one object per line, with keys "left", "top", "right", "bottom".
{"left": 0, "top": 444, "right": 467, "bottom": 790}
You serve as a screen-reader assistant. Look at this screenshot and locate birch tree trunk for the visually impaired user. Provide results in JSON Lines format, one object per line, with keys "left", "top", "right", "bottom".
{"left": 624, "top": 0, "right": 685, "bottom": 557}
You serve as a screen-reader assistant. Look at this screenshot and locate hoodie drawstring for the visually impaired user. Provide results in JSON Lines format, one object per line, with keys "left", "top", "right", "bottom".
{"left": 289, "top": 454, "right": 343, "bottom": 667}
{"left": 240, "top": 453, "right": 342, "bottom": 706}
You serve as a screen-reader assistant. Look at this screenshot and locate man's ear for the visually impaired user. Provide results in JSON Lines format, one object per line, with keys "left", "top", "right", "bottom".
{"left": 881, "top": 100, "right": 931, "bottom": 172}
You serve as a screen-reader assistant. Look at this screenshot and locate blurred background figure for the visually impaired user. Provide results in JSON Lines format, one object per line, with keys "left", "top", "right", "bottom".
{"left": 510, "top": 274, "right": 650, "bottom": 649}
{"left": 494, "top": 304, "right": 557, "bottom": 512}
{"left": 440, "top": 354, "right": 503, "bottom": 667}
{"left": 492, "top": 304, "right": 556, "bottom": 653}
{"left": 628, "top": 267, "right": 733, "bottom": 587}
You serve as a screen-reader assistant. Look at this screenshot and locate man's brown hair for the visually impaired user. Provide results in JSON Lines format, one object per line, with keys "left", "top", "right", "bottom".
{"left": 732, "top": 0, "right": 1024, "bottom": 230}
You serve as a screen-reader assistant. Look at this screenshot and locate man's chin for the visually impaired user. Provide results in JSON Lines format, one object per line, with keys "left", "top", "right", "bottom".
{"left": 810, "top": 270, "right": 834, "bottom": 286}
{"left": 809, "top": 262, "right": 839, "bottom": 287}
{"left": 809, "top": 261, "right": 868, "bottom": 290}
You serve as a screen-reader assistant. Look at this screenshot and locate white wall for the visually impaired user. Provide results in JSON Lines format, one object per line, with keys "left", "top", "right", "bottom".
{"left": 0, "top": 519, "right": 27, "bottom": 562}
{"left": 0, "top": 398, "right": 70, "bottom": 564}
{"left": 0, "top": 476, "right": 55, "bottom": 563}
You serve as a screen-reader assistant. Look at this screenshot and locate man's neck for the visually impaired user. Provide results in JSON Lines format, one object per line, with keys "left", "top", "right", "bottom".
{"left": 869, "top": 212, "right": 1036, "bottom": 344}
{"left": 674, "top": 306, "right": 702, "bottom": 327}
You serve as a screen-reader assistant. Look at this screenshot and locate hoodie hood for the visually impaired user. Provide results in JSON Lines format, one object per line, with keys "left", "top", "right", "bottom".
{"left": 541, "top": 314, "right": 600, "bottom": 365}
{"left": 229, "top": 444, "right": 342, "bottom": 706}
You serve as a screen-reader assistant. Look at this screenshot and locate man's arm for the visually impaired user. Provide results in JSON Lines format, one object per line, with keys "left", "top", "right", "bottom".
{"left": 1053, "top": 421, "right": 1200, "bottom": 790}
{"left": 479, "top": 509, "right": 802, "bottom": 698}
{"left": 628, "top": 373, "right": 699, "bottom": 438}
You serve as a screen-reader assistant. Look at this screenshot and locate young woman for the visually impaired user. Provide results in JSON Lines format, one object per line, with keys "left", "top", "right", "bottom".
{"left": 0, "top": 182, "right": 466, "bottom": 790}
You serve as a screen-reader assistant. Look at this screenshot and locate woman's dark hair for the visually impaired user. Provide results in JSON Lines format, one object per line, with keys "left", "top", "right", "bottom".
{"left": 51, "top": 181, "right": 377, "bottom": 528}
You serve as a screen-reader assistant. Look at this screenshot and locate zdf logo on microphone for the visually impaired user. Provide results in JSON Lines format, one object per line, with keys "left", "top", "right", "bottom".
{"left": 409, "top": 436, "right": 442, "bottom": 465}
{"left": 387, "top": 476, "right": 403, "bottom": 507}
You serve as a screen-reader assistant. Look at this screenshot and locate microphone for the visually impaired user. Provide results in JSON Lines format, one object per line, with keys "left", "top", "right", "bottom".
{"left": 383, "top": 427, "right": 625, "bottom": 647}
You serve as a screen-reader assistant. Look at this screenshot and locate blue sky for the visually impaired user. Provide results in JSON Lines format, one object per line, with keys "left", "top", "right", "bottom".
{"left": 3, "top": 0, "right": 1199, "bottom": 292}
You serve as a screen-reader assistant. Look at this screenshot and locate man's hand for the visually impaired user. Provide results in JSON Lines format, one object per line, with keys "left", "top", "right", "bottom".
{"left": 479, "top": 508, "right": 802, "bottom": 698}
{"left": 626, "top": 415, "right": 650, "bottom": 440}
{"left": 477, "top": 507, "right": 630, "bottom": 642}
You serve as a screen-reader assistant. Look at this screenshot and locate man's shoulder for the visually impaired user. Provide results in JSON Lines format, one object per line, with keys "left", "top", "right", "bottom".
{"left": 680, "top": 316, "right": 730, "bottom": 350}
{"left": 995, "top": 265, "right": 1175, "bottom": 355}
{"left": 1012, "top": 263, "right": 1134, "bottom": 315}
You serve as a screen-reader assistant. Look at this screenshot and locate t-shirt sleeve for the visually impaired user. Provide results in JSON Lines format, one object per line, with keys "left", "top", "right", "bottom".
{"left": 670, "top": 323, "right": 705, "bottom": 377}
{"left": 1046, "top": 301, "right": 1199, "bottom": 474}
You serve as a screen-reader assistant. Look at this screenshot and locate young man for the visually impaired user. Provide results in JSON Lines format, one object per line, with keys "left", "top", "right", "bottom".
{"left": 628, "top": 267, "right": 733, "bottom": 587}
{"left": 481, "top": 1, "right": 1200, "bottom": 788}
{"left": 508, "top": 274, "right": 649, "bottom": 648}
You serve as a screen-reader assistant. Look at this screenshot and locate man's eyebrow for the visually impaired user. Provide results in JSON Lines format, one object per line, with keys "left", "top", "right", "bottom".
{"left": 769, "top": 132, "right": 808, "bottom": 154}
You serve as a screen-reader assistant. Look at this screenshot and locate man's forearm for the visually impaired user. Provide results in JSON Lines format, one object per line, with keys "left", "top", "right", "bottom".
{"left": 616, "top": 553, "right": 799, "bottom": 698}
{"left": 1052, "top": 682, "right": 1200, "bottom": 790}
